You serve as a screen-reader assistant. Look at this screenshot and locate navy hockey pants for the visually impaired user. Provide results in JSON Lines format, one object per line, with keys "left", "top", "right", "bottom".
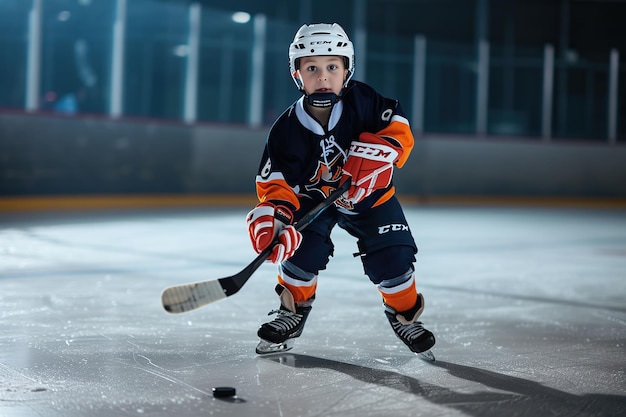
{"left": 288, "top": 195, "right": 417, "bottom": 285}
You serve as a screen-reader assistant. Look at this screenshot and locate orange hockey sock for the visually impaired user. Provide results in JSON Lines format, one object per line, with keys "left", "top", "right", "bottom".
{"left": 277, "top": 275, "right": 317, "bottom": 303}
{"left": 378, "top": 279, "right": 418, "bottom": 313}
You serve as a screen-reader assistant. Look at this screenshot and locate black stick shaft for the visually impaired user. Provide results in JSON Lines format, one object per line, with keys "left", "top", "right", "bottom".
{"left": 220, "top": 181, "right": 349, "bottom": 294}
{"left": 162, "top": 182, "right": 349, "bottom": 313}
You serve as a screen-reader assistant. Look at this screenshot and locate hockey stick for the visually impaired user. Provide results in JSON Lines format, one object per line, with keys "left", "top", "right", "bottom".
{"left": 161, "top": 181, "right": 350, "bottom": 314}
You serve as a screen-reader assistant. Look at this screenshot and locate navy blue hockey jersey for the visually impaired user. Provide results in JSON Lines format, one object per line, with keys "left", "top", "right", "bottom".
{"left": 255, "top": 80, "right": 414, "bottom": 212}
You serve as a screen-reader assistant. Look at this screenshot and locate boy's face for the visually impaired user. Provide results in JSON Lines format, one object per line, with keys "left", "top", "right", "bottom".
{"left": 297, "top": 56, "right": 348, "bottom": 97}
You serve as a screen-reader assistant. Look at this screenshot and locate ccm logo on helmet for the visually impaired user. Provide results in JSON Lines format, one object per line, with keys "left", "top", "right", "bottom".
{"left": 378, "top": 224, "right": 409, "bottom": 234}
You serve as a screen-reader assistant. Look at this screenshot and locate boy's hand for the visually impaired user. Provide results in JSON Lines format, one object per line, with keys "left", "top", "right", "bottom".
{"left": 339, "top": 132, "right": 403, "bottom": 204}
{"left": 246, "top": 203, "right": 302, "bottom": 263}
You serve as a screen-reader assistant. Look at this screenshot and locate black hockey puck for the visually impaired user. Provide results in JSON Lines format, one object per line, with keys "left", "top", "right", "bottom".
{"left": 212, "top": 386, "right": 236, "bottom": 398}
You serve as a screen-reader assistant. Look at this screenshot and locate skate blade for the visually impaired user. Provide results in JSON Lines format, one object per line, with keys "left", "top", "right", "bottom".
{"left": 256, "top": 338, "right": 294, "bottom": 355}
{"left": 417, "top": 350, "right": 435, "bottom": 362}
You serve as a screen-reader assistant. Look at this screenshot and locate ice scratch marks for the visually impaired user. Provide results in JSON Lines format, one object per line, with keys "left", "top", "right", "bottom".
{"left": 0, "top": 362, "right": 39, "bottom": 384}
{"left": 130, "top": 354, "right": 210, "bottom": 396}
{"left": 0, "top": 362, "right": 50, "bottom": 398}
{"left": 593, "top": 311, "right": 626, "bottom": 327}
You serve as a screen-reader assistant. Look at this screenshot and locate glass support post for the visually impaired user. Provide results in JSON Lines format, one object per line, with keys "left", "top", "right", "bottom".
{"left": 607, "top": 49, "right": 619, "bottom": 145}
{"left": 110, "top": 0, "right": 127, "bottom": 118}
{"left": 542, "top": 44, "right": 555, "bottom": 142}
{"left": 184, "top": 2, "right": 201, "bottom": 124}
{"left": 412, "top": 35, "right": 426, "bottom": 136}
{"left": 249, "top": 14, "right": 266, "bottom": 128}
{"left": 25, "top": 0, "right": 42, "bottom": 112}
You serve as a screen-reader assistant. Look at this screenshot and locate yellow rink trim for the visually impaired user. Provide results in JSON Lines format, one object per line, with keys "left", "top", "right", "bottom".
{"left": 0, "top": 194, "right": 259, "bottom": 212}
{"left": 398, "top": 195, "right": 626, "bottom": 209}
{"left": 1, "top": 194, "right": 626, "bottom": 212}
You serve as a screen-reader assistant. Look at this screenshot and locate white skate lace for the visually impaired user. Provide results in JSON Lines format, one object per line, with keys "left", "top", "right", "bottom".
{"left": 391, "top": 320, "right": 426, "bottom": 341}
{"left": 266, "top": 309, "right": 303, "bottom": 333}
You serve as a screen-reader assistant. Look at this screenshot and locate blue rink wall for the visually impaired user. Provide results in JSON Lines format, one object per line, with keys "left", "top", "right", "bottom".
{"left": 1, "top": 112, "right": 625, "bottom": 201}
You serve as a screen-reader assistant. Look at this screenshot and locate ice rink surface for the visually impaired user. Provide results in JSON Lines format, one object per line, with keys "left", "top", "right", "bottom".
{"left": 1, "top": 204, "right": 625, "bottom": 416}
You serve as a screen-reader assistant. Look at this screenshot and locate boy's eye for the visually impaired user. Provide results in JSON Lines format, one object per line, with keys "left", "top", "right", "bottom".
{"left": 328, "top": 64, "right": 338, "bottom": 70}
{"left": 306, "top": 66, "right": 317, "bottom": 72}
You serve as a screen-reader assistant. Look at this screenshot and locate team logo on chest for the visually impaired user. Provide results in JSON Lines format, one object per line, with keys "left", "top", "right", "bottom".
{"left": 305, "top": 135, "right": 346, "bottom": 198}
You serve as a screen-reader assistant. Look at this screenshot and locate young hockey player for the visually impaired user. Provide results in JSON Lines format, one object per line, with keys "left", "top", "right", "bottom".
{"left": 246, "top": 23, "right": 435, "bottom": 355}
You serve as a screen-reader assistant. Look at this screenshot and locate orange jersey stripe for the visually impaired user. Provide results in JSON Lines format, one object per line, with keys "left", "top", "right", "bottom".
{"left": 372, "top": 186, "right": 396, "bottom": 208}
{"left": 256, "top": 175, "right": 300, "bottom": 210}
{"left": 375, "top": 115, "right": 414, "bottom": 168}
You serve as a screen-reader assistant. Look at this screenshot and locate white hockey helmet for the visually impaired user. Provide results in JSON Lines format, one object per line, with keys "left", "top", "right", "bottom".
{"left": 289, "top": 23, "right": 355, "bottom": 91}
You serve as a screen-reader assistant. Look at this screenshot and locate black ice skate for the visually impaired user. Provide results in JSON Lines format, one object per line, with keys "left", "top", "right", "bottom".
{"left": 385, "top": 293, "right": 436, "bottom": 360}
{"left": 256, "top": 284, "right": 313, "bottom": 354}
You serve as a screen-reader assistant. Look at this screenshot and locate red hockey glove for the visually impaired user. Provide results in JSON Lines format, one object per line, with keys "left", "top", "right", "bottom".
{"left": 339, "top": 132, "right": 404, "bottom": 205}
{"left": 246, "top": 202, "right": 302, "bottom": 263}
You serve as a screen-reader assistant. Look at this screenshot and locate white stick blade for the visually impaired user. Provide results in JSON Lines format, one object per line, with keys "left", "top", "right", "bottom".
{"left": 161, "top": 280, "right": 227, "bottom": 313}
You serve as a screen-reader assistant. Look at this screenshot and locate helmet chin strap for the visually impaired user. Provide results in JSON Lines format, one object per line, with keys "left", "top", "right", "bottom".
{"left": 306, "top": 92, "right": 340, "bottom": 108}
